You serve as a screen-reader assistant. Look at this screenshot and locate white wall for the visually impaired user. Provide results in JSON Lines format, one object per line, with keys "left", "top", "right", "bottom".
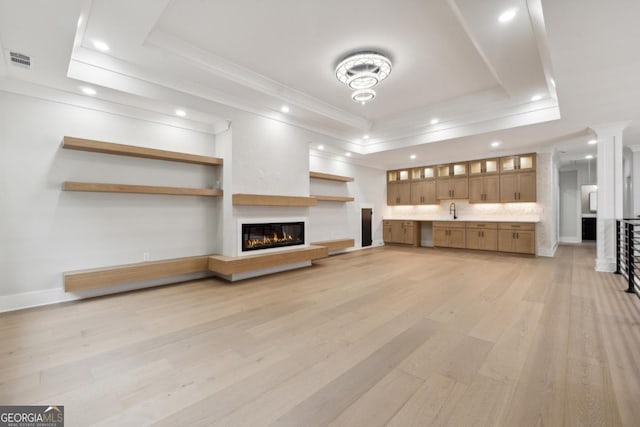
{"left": 0, "top": 92, "right": 218, "bottom": 310}
{"left": 309, "top": 154, "right": 387, "bottom": 248}
{"left": 559, "top": 170, "right": 579, "bottom": 242}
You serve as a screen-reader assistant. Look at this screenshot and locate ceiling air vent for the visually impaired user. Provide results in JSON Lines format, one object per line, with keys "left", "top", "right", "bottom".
{"left": 9, "top": 51, "right": 31, "bottom": 69}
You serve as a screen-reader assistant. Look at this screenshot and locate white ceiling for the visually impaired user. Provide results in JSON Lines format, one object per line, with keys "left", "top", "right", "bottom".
{"left": 0, "top": 0, "right": 638, "bottom": 169}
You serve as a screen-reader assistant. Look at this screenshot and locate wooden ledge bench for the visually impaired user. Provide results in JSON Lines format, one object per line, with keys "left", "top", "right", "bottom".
{"left": 311, "top": 239, "right": 355, "bottom": 253}
{"left": 64, "top": 255, "right": 211, "bottom": 292}
{"left": 207, "top": 245, "right": 328, "bottom": 276}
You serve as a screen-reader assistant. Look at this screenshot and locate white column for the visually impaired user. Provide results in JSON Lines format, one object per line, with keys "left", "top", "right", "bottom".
{"left": 590, "top": 122, "right": 630, "bottom": 272}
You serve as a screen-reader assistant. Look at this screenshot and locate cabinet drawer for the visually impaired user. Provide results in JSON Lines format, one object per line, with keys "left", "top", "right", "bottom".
{"left": 403, "top": 221, "right": 415, "bottom": 227}
{"left": 498, "top": 222, "right": 535, "bottom": 231}
{"left": 465, "top": 222, "right": 498, "bottom": 229}
{"left": 433, "top": 221, "right": 466, "bottom": 229}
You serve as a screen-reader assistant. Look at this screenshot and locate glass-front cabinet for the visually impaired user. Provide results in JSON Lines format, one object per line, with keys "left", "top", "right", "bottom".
{"left": 470, "top": 158, "right": 499, "bottom": 175}
{"left": 500, "top": 154, "right": 536, "bottom": 173}
{"left": 437, "top": 162, "right": 468, "bottom": 178}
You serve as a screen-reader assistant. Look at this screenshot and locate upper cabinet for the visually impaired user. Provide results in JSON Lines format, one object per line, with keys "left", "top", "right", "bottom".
{"left": 500, "top": 154, "right": 536, "bottom": 173}
{"left": 386, "top": 153, "right": 536, "bottom": 205}
{"left": 469, "top": 158, "right": 499, "bottom": 175}
{"left": 437, "top": 161, "right": 468, "bottom": 178}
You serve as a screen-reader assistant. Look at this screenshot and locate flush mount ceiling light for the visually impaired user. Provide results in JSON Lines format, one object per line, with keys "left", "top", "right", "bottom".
{"left": 280, "top": 105, "right": 290, "bottom": 113}
{"left": 336, "top": 52, "right": 392, "bottom": 104}
{"left": 93, "top": 40, "right": 110, "bottom": 52}
{"left": 175, "top": 109, "right": 187, "bottom": 117}
{"left": 588, "top": 139, "right": 597, "bottom": 145}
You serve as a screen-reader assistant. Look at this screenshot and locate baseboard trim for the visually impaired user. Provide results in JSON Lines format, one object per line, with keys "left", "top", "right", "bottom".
{"left": 537, "top": 241, "right": 559, "bottom": 257}
{"left": 596, "top": 258, "right": 617, "bottom": 272}
{"left": 560, "top": 237, "right": 582, "bottom": 244}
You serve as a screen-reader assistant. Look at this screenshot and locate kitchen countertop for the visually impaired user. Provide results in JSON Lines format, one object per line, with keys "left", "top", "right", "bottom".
{"left": 383, "top": 217, "right": 540, "bottom": 223}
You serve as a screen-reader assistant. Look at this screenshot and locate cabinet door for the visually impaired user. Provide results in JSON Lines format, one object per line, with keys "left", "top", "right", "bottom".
{"left": 433, "top": 229, "right": 449, "bottom": 247}
{"left": 387, "top": 183, "right": 398, "bottom": 205}
{"left": 484, "top": 175, "right": 500, "bottom": 203}
{"left": 423, "top": 180, "right": 437, "bottom": 204}
{"left": 449, "top": 229, "right": 466, "bottom": 248}
{"left": 481, "top": 229, "right": 498, "bottom": 251}
{"left": 466, "top": 229, "right": 481, "bottom": 250}
{"left": 518, "top": 154, "right": 536, "bottom": 171}
{"left": 469, "top": 177, "right": 484, "bottom": 203}
{"left": 383, "top": 222, "right": 393, "bottom": 242}
{"left": 402, "top": 224, "right": 416, "bottom": 245}
{"left": 500, "top": 174, "right": 518, "bottom": 202}
{"left": 410, "top": 182, "right": 423, "bottom": 205}
{"left": 436, "top": 179, "right": 452, "bottom": 200}
{"left": 397, "top": 182, "right": 412, "bottom": 205}
{"left": 498, "top": 230, "right": 517, "bottom": 252}
{"left": 451, "top": 177, "right": 468, "bottom": 199}
{"left": 514, "top": 231, "right": 535, "bottom": 254}
{"left": 391, "top": 222, "right": 404, "bottom": 243}
{"left": 517, "top": 172, "right": 536, "bottom": 202}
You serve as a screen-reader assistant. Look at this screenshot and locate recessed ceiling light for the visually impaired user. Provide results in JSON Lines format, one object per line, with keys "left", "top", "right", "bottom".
{"left": 410, "top": 154, "right": 417, "bottom": 160}
{"left": 175, "top": 109, "right": 187, "bottom": 117}
{"left": 281, "top": 105, "right": 290, "bottom": 113}
{"left": 81, "top": 87, "right": 96, "bottom": 96}
{"left": 588, "top": 139, "right": 597, "bottom": 145}
{"left": 363, "top": 134, "right": 369, "bottom": 140}
{"left": 345, "top": 152, "right": 352, "bottom": 157}
{"left": 430, "top": 118, "right": 439, "bottom": 125}
{"left": 92, "top": 40, "right": 110, "bottom": 52}
{"left": 498, "top": 8, "right": 517, "bottom": 23}
{"left": 585, "top": 155, "right": 594, "bottom": 159}
{"left": 531, "top": 94, "right": 543, "bottom": 101}
{"left": 491, "top": 141, "right": 501, "bottom": 147}
{"left": 318, "top": 145, "right": 324, "bottom": 150}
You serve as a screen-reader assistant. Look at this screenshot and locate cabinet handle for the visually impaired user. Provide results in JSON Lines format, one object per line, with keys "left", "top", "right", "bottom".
{"left": 517, "top": 232, "right": 519, "bottom": 239}
{"left": 514, "top": 192, "right": 517, "bottom": 200}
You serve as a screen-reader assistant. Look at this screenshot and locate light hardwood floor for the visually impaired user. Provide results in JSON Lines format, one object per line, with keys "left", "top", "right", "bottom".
{"left": 1, "top": 245, "right": 639, "bottom": 426}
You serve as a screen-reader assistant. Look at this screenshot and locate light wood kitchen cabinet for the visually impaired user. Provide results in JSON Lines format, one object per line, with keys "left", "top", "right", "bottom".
{"left": 469, "top": 158, "right": 499, "bottom": 175}
{"left": 411, "top": 180, "right": 437, "bottom": 204}
{"left": 436, "top": 177, "right": 469, "bottom": 200}
{"left": 469, "top": 175, "right": 500, "bottom": 203}
{"left": 387, "top": 182, "right": 412, "bottom": 205}
{"left": 466, "top": 222, "right": 498, "bottom": 251}
{"left": 498, "top": 222, "right": 535, "bottom": 254}
{"left": 383, "top": 220, "right": 421, "bottom": 246}
{"left": 500, "top": 153, "right": 536, "bottom": 173}
{"left": 433, "top": 221, "right": 466, "bottom": 248}
{"left": 500, "top": 172, "right": 536, "bottom": 202}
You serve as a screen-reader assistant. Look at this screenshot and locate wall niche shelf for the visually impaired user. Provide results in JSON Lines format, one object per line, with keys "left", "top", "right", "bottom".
{"left": 232, "top": 193, "right": 318, "bottom": 207}
{"left": 62, "top": 136, "right": 223, "bottom": 166}
{"left": 311, "top": 195, "right": 355, "bottom": 202}
{"left": 63, "top": 182, "right": 223, "bottom": 197}
{"left": 309, "top": 171, "right": 354, "bottom": 182}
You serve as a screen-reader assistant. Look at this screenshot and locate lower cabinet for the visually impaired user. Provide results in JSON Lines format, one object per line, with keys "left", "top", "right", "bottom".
{"left": 383, "top": 220, "right": 421, "bottom": 246}
{"left": 497, "top": 223, "right": 535, "bottom": 254}
{"left": 433, "top": 221, "right": 466, "bottom": 248}
{"left": 465, "top": 222, "right": 498, "bottom": 251}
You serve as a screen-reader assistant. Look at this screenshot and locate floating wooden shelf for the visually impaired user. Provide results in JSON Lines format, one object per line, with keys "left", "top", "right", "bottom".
{"left": 63, "top": 181, "right": 223, "bottom": 197}
{"left": 64, "top": 255, "right": 211, "bottom": 292}
{"left": 62, "top": 136, "right": 223, "bottom": 166}
{"left": 309, "top": 171, "right": 354, "bottom": 182}
{"left": 208, "top": 245, "right": 328, "bottom": 276}
{"left": 311, "top": 239, "right": 355, "bottom": 252}
{"left": 311, "top": 195, "right": 355, "bottom": 202}
{"left": 232, "top": 193, "right": 317, "bottom": 207}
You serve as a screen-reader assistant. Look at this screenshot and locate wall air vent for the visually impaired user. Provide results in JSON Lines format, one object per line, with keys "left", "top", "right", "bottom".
{"left": 9, "top": 51, "right": 30, "bottom": 69}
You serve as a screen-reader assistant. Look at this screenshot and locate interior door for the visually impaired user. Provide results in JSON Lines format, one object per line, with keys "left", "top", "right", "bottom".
{"left": 361, "top": 208, "right": 372, "bottom": 247}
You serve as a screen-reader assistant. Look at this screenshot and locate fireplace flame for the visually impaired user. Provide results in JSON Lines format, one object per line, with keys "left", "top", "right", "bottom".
{"left": 246, "top": 230, "right": 298, "bottom": 249}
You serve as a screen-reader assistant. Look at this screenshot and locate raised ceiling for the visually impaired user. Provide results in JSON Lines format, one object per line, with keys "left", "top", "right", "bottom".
{"left": 1, "top": 0, "right": 639, "bottom": 168}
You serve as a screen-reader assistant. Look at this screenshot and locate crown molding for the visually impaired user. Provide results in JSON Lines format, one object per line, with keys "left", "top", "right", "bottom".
{"left": 0, "top": 78, "right": 226, "bottom": 135}
{"left": 145, "top": 29, "right": 371, "bottom": 131}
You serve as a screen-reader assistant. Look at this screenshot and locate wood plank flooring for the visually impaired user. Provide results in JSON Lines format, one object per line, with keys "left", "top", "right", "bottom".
{"left": 1, "top": 244, "right": 639, "bottom": 426}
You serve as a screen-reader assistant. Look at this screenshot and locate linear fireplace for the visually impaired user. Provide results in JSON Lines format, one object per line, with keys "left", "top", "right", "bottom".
{"left": 241, "top": 221, "right": 305, "bottom": 252}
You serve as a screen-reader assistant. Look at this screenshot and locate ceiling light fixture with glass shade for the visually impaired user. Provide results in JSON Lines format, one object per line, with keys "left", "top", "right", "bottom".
{"left": 335, "top": 52, "right": 392, "bottom": 104}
